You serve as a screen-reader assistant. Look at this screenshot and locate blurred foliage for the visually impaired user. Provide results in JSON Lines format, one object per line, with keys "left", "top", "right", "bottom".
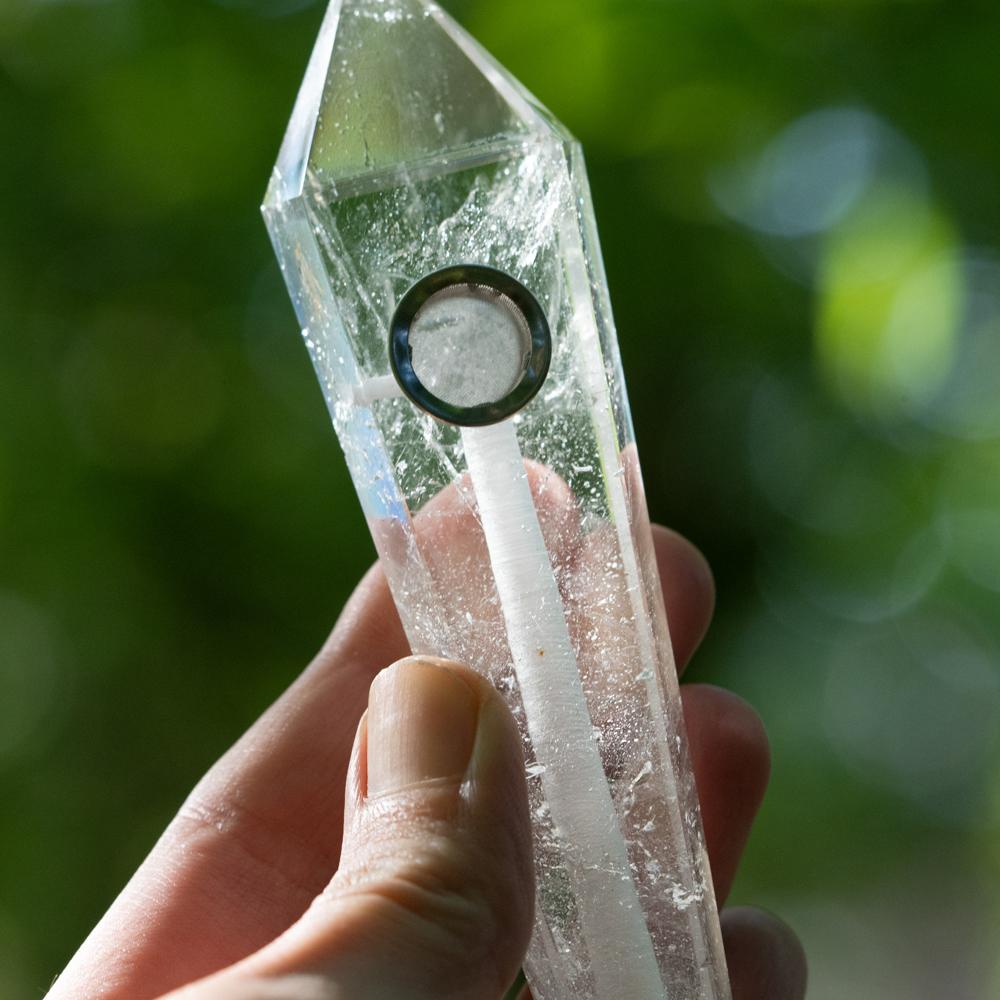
{"left": 1, "top": 1, "right": 999, "bottom": 997}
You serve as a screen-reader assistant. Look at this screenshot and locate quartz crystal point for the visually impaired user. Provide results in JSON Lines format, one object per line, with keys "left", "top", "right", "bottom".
{"left": 262, "top": 2, "right": 731, "bottom": 998}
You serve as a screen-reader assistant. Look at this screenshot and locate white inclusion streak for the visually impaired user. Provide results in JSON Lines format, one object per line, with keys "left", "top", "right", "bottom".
{"left": 462, "top": 420, "right": 666, "bottom": 1000}
{"left": 352, "top": 374, "right": 405, "bottom": 406}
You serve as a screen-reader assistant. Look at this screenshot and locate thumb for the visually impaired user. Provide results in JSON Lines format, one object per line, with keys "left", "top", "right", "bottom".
{"left": 170, "top": 656, "right": 535, "bottom": 1000}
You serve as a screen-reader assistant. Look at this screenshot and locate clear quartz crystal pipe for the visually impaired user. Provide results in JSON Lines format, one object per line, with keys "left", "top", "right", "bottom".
{"left": 261, "top": 1, "right": 732, "bottom": 996}
{"left": 462, "top": 421, "right": 664, "bottom": 999}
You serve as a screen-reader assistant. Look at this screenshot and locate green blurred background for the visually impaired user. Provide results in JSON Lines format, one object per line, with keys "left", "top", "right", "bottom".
{"left": 2, "top": 0, "right": 999, "bottom": 996}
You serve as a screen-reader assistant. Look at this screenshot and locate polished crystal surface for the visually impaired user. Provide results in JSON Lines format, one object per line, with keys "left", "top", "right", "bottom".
{"left": 263, "top": 3, "right": 730, "bottom": 997}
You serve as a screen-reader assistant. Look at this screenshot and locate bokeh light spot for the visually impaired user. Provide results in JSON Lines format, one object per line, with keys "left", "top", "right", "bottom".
{"left": 823, "top": 611, "right": 1000, "bottom": 822}
{"left": 712, "top": 107, "right": 882, "bottom": 237}
{"left": 915, "top": 255, "right": 1000, "bottom": 439}
{"left": 759, "top": 519, "right": 946, "bottom": 628}
{"left": 816, "top": 187, "right": 962, "bottom": 420}
{"left": 942, "top": 509, "right": 1000, "bottom": 594}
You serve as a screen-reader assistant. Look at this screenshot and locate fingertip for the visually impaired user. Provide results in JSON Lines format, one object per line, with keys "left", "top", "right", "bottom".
{"left": 681, "top": 685, "right": 771, "bottom": 903}
{"left": 365, "top": 657, "right": 481, "bottom": 799}
{"left": 722, "top": 907, "right": 808, "bottom": 1000}
{"left": 523, "top": 461, "right": 581, "bottom": 562}
{"left": 683, "top": 684, "right": 772, "bottom": 794}
{"left": 651, "top": 524, "right": 715, "bottom": 671}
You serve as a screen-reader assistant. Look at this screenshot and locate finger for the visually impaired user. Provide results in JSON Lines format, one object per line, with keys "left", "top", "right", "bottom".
{"left": 682, "top": 684, "right": 771, "bottom": 904}
{"left": 651, "top": 524, "right": 715, "bottom": 673}
{"left": 167, "top": 657, "right": 534, "bottom": 1000}
{"left": 620, "top": 443, "right": 714, "bottom": 674}
{"left": 722, "top": 907, "right": 808, "bottom": 1000}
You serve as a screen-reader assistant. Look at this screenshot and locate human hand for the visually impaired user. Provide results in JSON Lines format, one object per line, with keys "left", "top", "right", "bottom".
{"left": 47, "top": 524, "right": 806, "bottom": 1000}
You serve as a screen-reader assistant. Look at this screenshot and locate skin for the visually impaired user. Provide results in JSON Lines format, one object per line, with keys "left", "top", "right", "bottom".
{"left": 46, "top": 522, "right": 807, "bottom": 1000}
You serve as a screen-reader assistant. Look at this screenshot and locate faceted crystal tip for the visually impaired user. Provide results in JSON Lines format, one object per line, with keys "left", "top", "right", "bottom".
{"left": 266, "top": 0, "right": 565, "bottom": 206}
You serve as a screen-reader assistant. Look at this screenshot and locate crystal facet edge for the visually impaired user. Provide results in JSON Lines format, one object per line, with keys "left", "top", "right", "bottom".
{"left": 266, "top": 0, "right": 345, "bottom": 207}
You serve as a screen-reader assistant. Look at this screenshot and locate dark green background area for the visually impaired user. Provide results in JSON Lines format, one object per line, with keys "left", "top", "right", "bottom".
{"left": 1, "top": 2, "right": 998, "bottom": 997}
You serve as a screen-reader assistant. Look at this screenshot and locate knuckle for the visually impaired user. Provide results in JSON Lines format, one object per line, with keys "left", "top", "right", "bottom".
{"left": 319, "top": 793, "right": 522, "bottom": 996}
